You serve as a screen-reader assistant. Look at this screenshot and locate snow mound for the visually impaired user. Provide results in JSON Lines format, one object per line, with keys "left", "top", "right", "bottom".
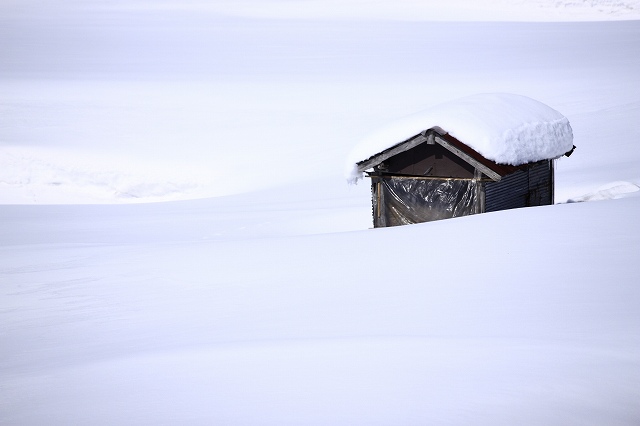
{"left": 346, "top": 93, "right": 574, "bottom": 182}
{"left": 0, "top": 147, "right": 209, "bottom": 204}
{"left": 568, "top": 181, "right": 640, "bottom": 202}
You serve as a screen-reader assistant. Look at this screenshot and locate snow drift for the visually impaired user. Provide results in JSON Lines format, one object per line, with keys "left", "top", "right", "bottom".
{"left": 2, "top": 192, "right": 639, "bottom": 425}
{"left": 346, "top": 93, "right": 574, "bottom": 182}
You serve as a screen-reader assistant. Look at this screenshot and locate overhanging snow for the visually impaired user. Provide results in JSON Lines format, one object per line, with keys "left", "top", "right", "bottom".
{"left": 346, "top": 93, "right": 574, "bottom": 182}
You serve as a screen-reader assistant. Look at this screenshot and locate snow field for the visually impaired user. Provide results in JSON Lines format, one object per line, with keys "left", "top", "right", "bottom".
{"left": 2, "top": 19, "right": 640, "bottom": 203}
{"left": 1, "top": 1, "right": 640, "bottom": 424}
{"left": 9, "top": 0, "right": 639, "bottom": 21}
{"left": 2, "top": 195, "right": 639, "bottom": 425}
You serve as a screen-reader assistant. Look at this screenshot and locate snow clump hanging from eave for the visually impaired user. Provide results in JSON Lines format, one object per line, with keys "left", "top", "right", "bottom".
{"left": 346, "top": 93, "right": 574, "bottom": 183}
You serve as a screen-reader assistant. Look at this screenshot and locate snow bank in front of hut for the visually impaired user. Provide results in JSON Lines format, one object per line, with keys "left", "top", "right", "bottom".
{"left": 346, "top": 93, "right": 573, "bottom": 182}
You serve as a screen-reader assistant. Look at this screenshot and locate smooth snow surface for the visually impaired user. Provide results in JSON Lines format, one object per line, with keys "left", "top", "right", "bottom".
{"left": 346, "top": 93, "right": 574, "bottom": 181}
{"left": 2, "top": 194, "right": 639, "bottom": 425}
{"left": 2, "top": 1, "right": 640, "bottom": 425}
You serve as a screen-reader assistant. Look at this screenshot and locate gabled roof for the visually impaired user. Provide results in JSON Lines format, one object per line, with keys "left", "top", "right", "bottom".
{"left": 346, "top": 93, "right": 574, "bottom": 182}
{"left": 356, "top": 128, "right": 524, "bottom": 181}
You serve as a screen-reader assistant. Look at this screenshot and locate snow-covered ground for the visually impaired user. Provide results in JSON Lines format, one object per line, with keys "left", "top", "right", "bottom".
{"left": 2, "top": 194, "right": 639, "bottom": 425}
{"left": 1, "top": 1, "right": 640, "bottom": 424}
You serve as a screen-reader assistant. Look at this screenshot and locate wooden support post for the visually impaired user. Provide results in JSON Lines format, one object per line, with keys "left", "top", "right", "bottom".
{"left": 474, "top": 168, "right": 485, "bottom": 214}
{"left": 376, "top": 181, "right": 382, "bottom": 219}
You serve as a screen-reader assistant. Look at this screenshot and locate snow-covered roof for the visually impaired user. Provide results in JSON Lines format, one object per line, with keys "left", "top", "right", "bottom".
{"left": 346, "top": 93, "right": 574, "bottom": 182}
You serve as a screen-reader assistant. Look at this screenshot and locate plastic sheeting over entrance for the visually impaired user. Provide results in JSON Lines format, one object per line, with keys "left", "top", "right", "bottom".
{"left": 370, "top": 176, "right": 482, "bottom": 227}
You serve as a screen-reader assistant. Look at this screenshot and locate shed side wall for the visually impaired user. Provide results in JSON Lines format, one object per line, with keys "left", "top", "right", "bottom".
{"left": 527, "top": 160, "right": 553, "bottom": 206}
{"left": 485, "top": 160, "right": 553, "bottom": 212}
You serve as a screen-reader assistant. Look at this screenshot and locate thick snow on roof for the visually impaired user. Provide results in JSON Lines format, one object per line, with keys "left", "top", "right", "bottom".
{"left": 346, "top": 93, "right": 573, "bottom": 181}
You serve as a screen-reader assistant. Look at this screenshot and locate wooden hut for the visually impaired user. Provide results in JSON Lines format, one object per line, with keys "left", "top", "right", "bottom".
{"left": 346, "top": 94, "right": 575, "bottom": 227}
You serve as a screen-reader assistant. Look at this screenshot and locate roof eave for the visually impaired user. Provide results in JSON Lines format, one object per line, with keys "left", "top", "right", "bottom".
{"left": 355, "top": 128, "right": 525, "bottom": 181}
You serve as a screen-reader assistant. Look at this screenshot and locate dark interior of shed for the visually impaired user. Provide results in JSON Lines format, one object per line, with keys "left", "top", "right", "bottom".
{"left": 373, "top": 142, "right": 477, "bottom": 179}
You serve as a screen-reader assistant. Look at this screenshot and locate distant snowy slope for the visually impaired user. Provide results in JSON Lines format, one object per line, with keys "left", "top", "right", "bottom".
{"left": 5, "top": 0, "right": 638, "bottom": 21}
{"left": 0, "top": 147, "right": 209, "bottom": 204}
{"left": 220, "top": 0, "right": 640, "bottom": 21}
{"left": 1, "top": 19, "right": 639, "bottom": 203}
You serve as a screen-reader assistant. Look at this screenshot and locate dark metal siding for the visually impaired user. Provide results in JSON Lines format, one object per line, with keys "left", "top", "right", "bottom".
{"left": 527, "top": 160, "right": 553, "bottom": 206}
{"left": 484, "top": 160, "right": 553, "bottom": 213}
{"left": 485, "top": 169, "right": 529, "bottom": 212}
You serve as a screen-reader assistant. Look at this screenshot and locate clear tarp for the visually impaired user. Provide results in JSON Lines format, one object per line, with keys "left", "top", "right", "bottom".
{"left": 371, "top": 176, "right": 480, "bottom": 227}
